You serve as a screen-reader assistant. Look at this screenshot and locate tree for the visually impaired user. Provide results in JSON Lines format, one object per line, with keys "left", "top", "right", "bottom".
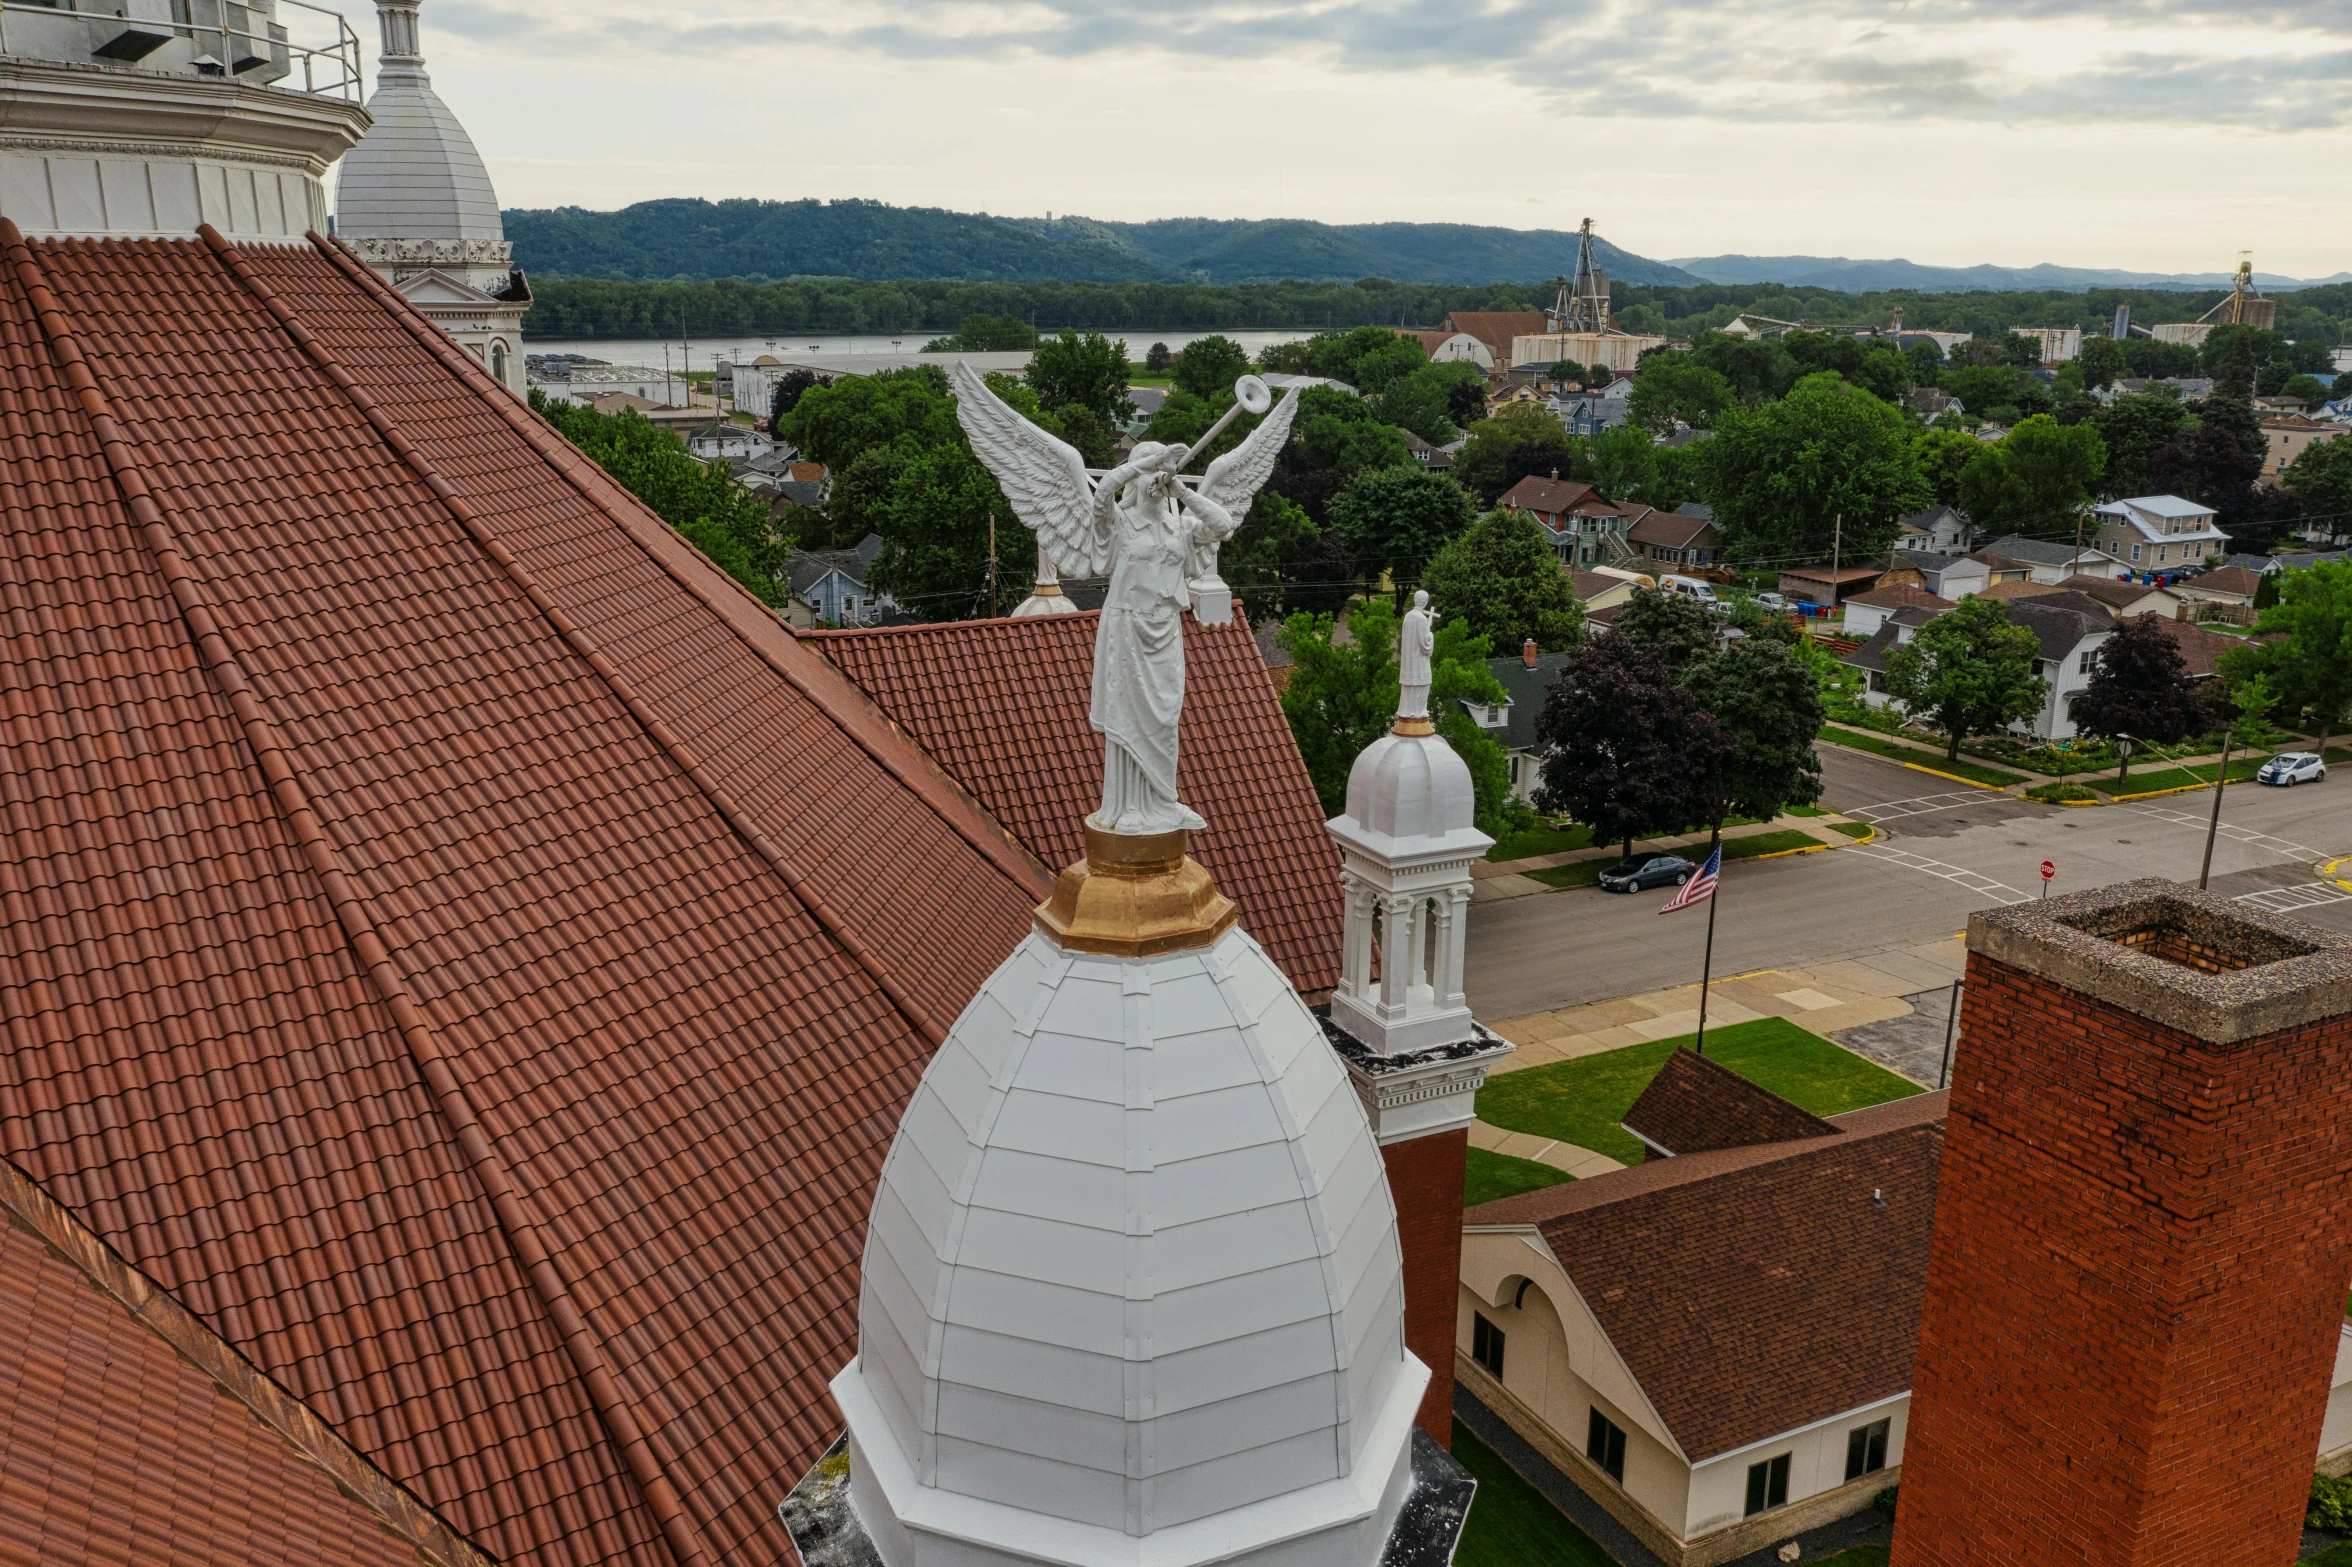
{"left": 1914, "top": 426, "right": 1982, "bottom": 509}
{"left": 1689, "top": 332, "right": 1799, "bottom": 406}
{"left": 1375, "top": 368, "right": 1462, "bottom": 445}
{"left": 1955, "top": 416, "right": 2106, "bottom": 538}
{"left": 1583, "top": 423, "right": 1662, "bottom": 504}
{"left": 1278, "top": 601, "right": 1397, "bottom": 815}
{"left": 2089, "top": 389, "right": 2191, "bottom": 499}
{"left": 1614, "top": 585, "right": 1717, "bottom": 677}
{"left": 1421, "top": 509, "right": 1585, "bottom": 653}
{"left": 1627, "top": 351, "right": 1735, "bottom": 435}
{"left": 1431, "top": 618, "right": 1535, "bottom": 838}
{"left": 922, "top": 312, "right": 1036, "bottom": 352}
{"left": 1328, "top": 466, "right": 1478, "bottom": 586}
{"left": 2069, "top": 614, "right": 2205, "bottom": 782}
{"left": 1446, "top": 374, "right": 1489, "bottom": 431}
{"left": 1144, "top": 341, "right": 1172, "bottom": 375}
{"left": 1939, "top": 364, "right": 2052, "bottom": 425}
{"left": 1171, "top": 334, "right": 1252, "bottom": 400}
{"left": 1533, "top": 632, "right": 1732, "bottom": 863}
{"left": 1025, "top": 329, "right": 1135, "bottom": 426}
{"left": 1291, "top": 386, "right": 1415, "bottom": 478}
{"left": 1451, "top": 406, "right": 1578, "bottom": 506}
{"left": 2282, "top": 373, "right": 2331, "bottom": 406}
{"left": 1882, "top": 596, "right": 2048, "bottom": 761}
{"left": 2219, "top": 560, "right": 2352, "bottom": 752}
{"left": 1225, "top": 492, "right": 1346, "bottom": 623}
{"left": 2150, "top": 424, "right": 2263, "bottom": 524}
{"left": 767, "top": 368, "right": 818, "bottom": 436}
{"left": 1683, "top": 639, "right": 1826, "bottom": 823}
{"left": 2079, "top": 336, "right": 2128, "bottom": 391}
{"left": 1697, "top": 373, "right": 1930, "bottom": 563}
{"left": 2281, "top": 432, "right": 2352, "bottom": 523}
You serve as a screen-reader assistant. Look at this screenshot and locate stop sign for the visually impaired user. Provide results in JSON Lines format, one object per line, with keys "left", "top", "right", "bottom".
{"left": 2041, "top": 860, "right": 2055, "bottom": 882}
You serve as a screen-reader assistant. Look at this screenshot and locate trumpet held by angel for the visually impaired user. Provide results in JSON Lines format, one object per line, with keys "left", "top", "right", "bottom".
{"left": 950, "top": 362, "right": 1300, "bottom": 837}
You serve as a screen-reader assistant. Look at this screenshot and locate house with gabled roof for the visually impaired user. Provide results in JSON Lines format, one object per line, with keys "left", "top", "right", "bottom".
{"left": 1628, "top": 504, "right": 1723, "bottom": 569}
{"left": 1976, "top": 533, "right": 2129, "bottom": 584}
{"left": 1895, "top": 505, "right": 1970, "bottom": 553}
{"left": 2091, "top": 495, "right": 2231, "bottom": 575}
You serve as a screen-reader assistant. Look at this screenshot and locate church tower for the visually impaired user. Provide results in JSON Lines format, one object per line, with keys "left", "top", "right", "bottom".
{"left": 1322, "top": 592, "right": 1514, "bottom": 1446}
{"left": 335, "top": 0, "right": 528, "bottom": 394}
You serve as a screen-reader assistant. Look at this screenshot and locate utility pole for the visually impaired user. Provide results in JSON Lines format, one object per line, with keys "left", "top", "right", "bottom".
{"left": 988, "top": 512, "right": 998, "bottom": 617}
{"left": 2198, "top": 725, "right": 2237, "bottom": 890}
{"left": 1830, "top": 512, "right": 1843, "bottom": 625}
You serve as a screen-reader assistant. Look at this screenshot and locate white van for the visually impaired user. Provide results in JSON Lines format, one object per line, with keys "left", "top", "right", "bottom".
{"left": 1660, "top": 574, "right": 1719, "bottom": 606}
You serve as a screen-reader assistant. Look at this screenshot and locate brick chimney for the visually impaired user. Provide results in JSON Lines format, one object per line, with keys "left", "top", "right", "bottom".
{"left": 1523, "top": 637, "right": 1538, "bottom": 668}
{"left": 1892, "top": 881, "right": 2352, "bottom": 1567}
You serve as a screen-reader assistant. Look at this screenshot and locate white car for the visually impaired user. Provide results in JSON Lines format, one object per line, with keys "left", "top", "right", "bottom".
{"left": 1752, "top": 592, "right": 1790, "bottom": 612}
{"left": 2257, "top": 752, "right": 2327, "bottom": 786}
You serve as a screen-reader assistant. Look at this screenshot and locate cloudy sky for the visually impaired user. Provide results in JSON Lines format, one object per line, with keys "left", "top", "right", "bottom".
{"left": 321, "top": 0, "right": 2351, "bottom": 275}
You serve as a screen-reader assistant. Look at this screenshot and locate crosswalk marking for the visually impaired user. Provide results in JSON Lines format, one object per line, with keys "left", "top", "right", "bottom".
{"left": 2126, "top": 803, "right": 2328, "bottom": 865}
{"left": 1843, "top": 840, "right": 2034, "bottom": 906}
{"left": 2235, "top": 883, "right": 2352, "bottom": 914}
{"left": 1844, "top": 791, "right": 1995, "bottom": 825}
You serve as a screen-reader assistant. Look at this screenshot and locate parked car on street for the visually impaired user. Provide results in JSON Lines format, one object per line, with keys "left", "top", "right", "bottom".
{"left": 1751, "top": 592, "right": 1789, "bottom": 612}
{"left": 1598, "top": 854, "right": 1697, "bottom": 893}
{"left": 2257, "top": 752, "right": 2327, "bottom": 786}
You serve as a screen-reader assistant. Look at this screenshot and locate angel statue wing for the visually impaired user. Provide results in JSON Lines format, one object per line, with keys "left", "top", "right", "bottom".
{"left": 1199, "top": 385, "right": 1302, "bottom": 521}
{"left": 949, "top": 360, "right": 1108, "bottom": 578}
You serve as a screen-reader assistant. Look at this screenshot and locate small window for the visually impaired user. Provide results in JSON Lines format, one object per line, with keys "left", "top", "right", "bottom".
{"left": 1744, "top": 1453, "right": 1791, "bottom": 1516}
{"left": 1586, "top": 1409, "right": 1627, "bottom": 1483}
{"left": 2132, "top": 543, "right": 2143, "bottom": 562}
{"left": 1472, "top": 1313, "right": 1505, "bottom": 1378}
{"left": 2078, "top": 650, "right": 2097, "bottom": 673}
{"left": 1845, "top": 1418, "right": 1891, "bottom": 1482}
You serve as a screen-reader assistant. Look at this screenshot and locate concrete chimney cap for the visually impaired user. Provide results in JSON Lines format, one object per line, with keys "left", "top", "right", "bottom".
{"left": 1967, "top": 879, "right": 2352, "bottom": 1045}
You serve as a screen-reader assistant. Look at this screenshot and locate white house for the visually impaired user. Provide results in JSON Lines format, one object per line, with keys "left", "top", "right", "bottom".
{"left": 1459, "top": 1081, "right": 1945, "bottom": 1567}
{"left": 687, "top": 423, "right": 773, "bottom": 461}
{"left": 1895, "top": 506, "right": 1970, "bottom": 553}
{"left": 1976, "top": 534, "right": 2130, "bottom": 585}
{"left": 2091, "top": 496, "right": 2232, "bottom": 575}
{"left": 2005, "top": 593, "right": 2115, "bottom": 740}
{"left": 1842, "top": 587, "right": 1956, "bottom": 642}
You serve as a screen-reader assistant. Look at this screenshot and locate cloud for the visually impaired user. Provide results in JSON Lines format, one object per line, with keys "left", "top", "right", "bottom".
{"left": 412, "top": 0, "right": 2352, "bottom": 131}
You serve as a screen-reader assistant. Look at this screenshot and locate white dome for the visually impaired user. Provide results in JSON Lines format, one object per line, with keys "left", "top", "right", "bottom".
{"left": 336, "top": 61, "right": 504, "bottom": 245}
{"left": 835, "top": 926, "right": 1425, "bottom": 1567}
{"left": 1337, "top": 731, "right": 1479, "bottom": 852}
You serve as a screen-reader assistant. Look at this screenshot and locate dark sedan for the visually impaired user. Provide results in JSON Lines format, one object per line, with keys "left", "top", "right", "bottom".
{"left": 1598, "top": 854, "right": 1696, "bottom": 894}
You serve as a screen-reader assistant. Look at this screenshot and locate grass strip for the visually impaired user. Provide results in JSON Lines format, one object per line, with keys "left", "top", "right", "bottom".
{"left": 1450, "top": 1420, "right": 1621, "bottom": 1567}
{"left": 1720, "top": 829, "right": 1824, "bottom": 859}
{"left": 1475, "top": 1018, "right": 1922, "bottom": 1166}
{"left": 1464, "top": 1147, "right": 1572, "bottom": 1208}
{"left": 2087, "top": 754, "right": 2266, "bottom": 796}
{"left": 1487, "top": 822, "right": 1595, "bottom": 862}
{"left": 1526, "top": 860, "right": 1609, "bottom": 890}
{"left": 1827, "top": 820, "right": 1875, "bottom": 839}
{"left": 1816, "top": 727, "right": 2027, "bottom": 787}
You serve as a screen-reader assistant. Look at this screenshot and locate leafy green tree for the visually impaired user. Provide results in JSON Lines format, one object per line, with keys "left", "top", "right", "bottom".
{"left": 2151, "top": 424, "right": 2263, "bottom": 523}
{"left": 1172, "top": 334, "right": 1252, "bottom": 400}
{"left": 1627, "top": 352, "right": 1735, "bottom": 435}
{"left": 2281, "top": 373, "right": 2331, "bottom": 406}
{"left": 1939, "top": 364, "right": 2051, "bottom": 425}
{"left": 1533, "top": 632, "right": 1733, "bottom": 863}
{"left": 784, "top": 365, "right": 961, "bottom": 466}
{"left": 1224, "top": 491, "right": 1329, "bottom": 622}
{"left": 1293, "top": 386, "right": 1414, "bottom": 476}
{"left": 2200, "top": 323, "right": 2282, "bottom": 386}
{"left": 1026, "top": 329, "right": 1135, "bottom": 425}
{"left": 1375, "top": 369, "right": 1461, "bottom": 444}
{"left": 1780, "top": 331, "right": 1912, "bottom": 405}
{"left": 1421, "top": 509, "right": 1585, "bottom": 653}
{"left": 1698, "top": 373, "right": 1930, "bottom": 563}
{"left": 1883, "top": 595, "right": 2048, "bottom": 761}
{"left": 534, "top": 390, "right": 788, "bottom": 606}
{"left": 1615, "top": 585, "right": 1717, "bottom": 676}
{"left": 1904, "top": 339, "right": 1946, "bottom": 385}
{"left": 1956, "top": 416, "right": 2106, "bottom": 538}
{"left": 1144, "top": 341, "right": 1172, "bottom": 375}
{"left": 1690, "top": 332, "right": 1800, "bottom": 406}
{"left": 2283, "top": 432, "right": 2352, "bottom": 523}
{"left": 1328, "top": 466, "right": 1478, "bottom": 585}
{"left": 2069, "top": 614, "right": 2203, "bottom": 784}
{"left": 1451, "top": 405, "right": 1578, "bottom": 505}
{"left": 922, "top": 312, "right": 1037, "bottom": 352}
{"left": 1914, "top": 426, "right": 1982, "bottom": 509}
{"left": 1583, "top": 424, "right": 1660, "bottom": 503}
{"left": 1683, "top": 639, "right": 1825, "bottom": 823}
{"left": 1446, "top": 374, "right": 1490, "bottom": 431}
{"left": 2219, "top": 560, "right": 2352, "bottom": 752}
{"left": 2088, "top": 389, "right": 2191, "bottom": 499}
{"left": 1431, "top": 618, "right": 1535, "bottom": 837}
{"left": 1278, "top": 601, "right": 1397, "bottom": 815}
{"left": 2078, "top": 337, "right": 2128, "bottom": 391}
{"left": 1050, "top": 404, "right": 1117, "bottom": 467}
{"left": 2118, "top": 338, "right": 2202, "bottom": 379}
{"left": 767, "top": 368, "right": 818, "bottom": 435}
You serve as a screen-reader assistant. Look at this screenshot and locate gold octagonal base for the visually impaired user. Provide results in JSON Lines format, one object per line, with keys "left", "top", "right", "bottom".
{"left": 1034, "top": 823, "right": 1238, "bottom": 957}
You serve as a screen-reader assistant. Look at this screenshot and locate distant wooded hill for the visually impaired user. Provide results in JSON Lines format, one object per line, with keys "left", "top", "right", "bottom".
{"left": 499, "top": 197, "right": 1702, "bottom": 287}
{"left": 1672, "top": 253, "right": 2352, "bottom": 294}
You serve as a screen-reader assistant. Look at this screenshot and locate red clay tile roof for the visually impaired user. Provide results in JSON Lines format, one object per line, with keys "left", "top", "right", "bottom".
{"left": 0, "top": 1156, "right": 489, "bottom": 1567}
{"left": 0, "top": 223, "right": 1057, "bottom": 1567}
{"left": 1619, "top": 1048, "right": 1840, "bottom": 1157}
{"left": 807, "top": 612, "right": 1342, "bottom": 998}
{"left": 1469, "top": 1093, "right": 1945, "bottom": 1461}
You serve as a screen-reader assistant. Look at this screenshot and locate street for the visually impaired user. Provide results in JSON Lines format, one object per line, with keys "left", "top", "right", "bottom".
{"left": 1465, "top": 744, "right": 2352, "bottom": 1021}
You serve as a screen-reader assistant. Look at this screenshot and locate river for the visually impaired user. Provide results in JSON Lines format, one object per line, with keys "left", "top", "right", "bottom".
{"left": 523, "top": 327, "right": 1319, "bottom": 369}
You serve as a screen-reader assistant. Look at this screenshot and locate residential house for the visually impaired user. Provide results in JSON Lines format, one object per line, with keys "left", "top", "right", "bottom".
{"left": 2261, "top": 415, "right": 2343, "bottom": 478}
{"left": 1895, "top": 506, "right": 1970, "bottom": 553}
{"left": 2147, "top": 615, "right": 2240, "bottom": 681}
{"left": 1489, "top": 382, "right": 1552, "bottom": 417}
{"left": 1483, "top": 641, "right": 1573, "bottom": 801}
{"left": 1550, "top": 378, "right": 1634, "bottom": 435}
{"left": 2053, "top": 575, "right": 2182, "bottom": 620}
{"left": 2272, "top": 549, "right": 2351, "bottom": 570}
{"left": 1887, "top": 550, "right": 1977, "bottom": 599}
{"left": 1907, "top": 389, "right": 1964, "bottom": 421}
{"left": 1398, "top": 426, "right": 1456, "bottom": 469}
{"left": 2005, "top": 592, "right": 2117, "bottom": 740}
{"left": 1627, "top": 505, "right": 1724, "bottom": 570}
{"left": 786, "top": 533, "right": 891, "bottom": 627}
{"left": 687, "top": 421, "right": 774, "bottom": 461}
{"left": 1976, "top": 534, "right": 2130, "bottom": 585}
{"left": 1459, "top": 1082, "right": 1946, "bottom": 1567}
{"left": 1841, "top": 606, "right": 1946, "bottom": 707}
{"left": 2090, "top": 495, "right": 2232, "bottom": 575}
{"left": 1500, "top": 474, "right": 1637, "bottom": 566}
{"left": 1572, "top": 569, "right": 1648, "bottom": 615}
{"left": 1777, "top": 565, "right": 1885, "bottom": 607}
{"left": 1842, "top": 587, "right": 1956, "bottom": 641}
{"left": 2255, "top": 394, "right": 2315, "bottom": 416}
{"left": 2174, "top": 565, "right": 2262, "bottom": 618}
{"left": 580, "top": 388, "right": 667, "bottom": 418}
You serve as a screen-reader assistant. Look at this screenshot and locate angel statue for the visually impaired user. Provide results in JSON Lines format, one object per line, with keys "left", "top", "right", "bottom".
{"left": 951, "top": 360, "right": 1300, "bottom": 836}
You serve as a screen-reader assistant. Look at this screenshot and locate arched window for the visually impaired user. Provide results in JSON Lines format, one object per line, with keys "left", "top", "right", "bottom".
{"left": 490, "top": 341, "right": 508, "bottom": 384}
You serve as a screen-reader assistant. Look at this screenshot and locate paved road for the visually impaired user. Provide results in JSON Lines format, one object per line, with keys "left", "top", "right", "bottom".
{"left": 1465, "top": 745, "right": 2352, "bottom": 1021}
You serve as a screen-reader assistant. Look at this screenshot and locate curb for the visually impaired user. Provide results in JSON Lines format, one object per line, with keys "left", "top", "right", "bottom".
{"left": 1900, "top": 760, "right": 2013, "bottom": 792}
{"left": 2325, "top": 857, "right": 2352, "bottom": 893}
{"left": 1751, "top": 841, "right": 1833, "bottom": 861}
{"left": 2109, "top": 776, "right": 2246, "bottom": 803}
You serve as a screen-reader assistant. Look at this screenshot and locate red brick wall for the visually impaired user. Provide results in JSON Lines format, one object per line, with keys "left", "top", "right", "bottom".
{"left": 1382, "top": 1129, "right": 1468, "bottom": 1448}
{"left": 1892, "top": 953, "right": 2352, "bottom": 1567}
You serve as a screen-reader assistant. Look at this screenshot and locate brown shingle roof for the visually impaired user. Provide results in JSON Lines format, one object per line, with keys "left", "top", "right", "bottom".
{"left": 2055, "top": 575, "right": 2175, "bottom": 610}
{"left": 1620, "top": 1048, "right": 1841, "bottom": 1156}
{"left": 1498, "top": 475, "right": 1595, "bottom": 517}
{"left": 2186, "top": 565, "right": 2262, "bottom": 600}
{"left": 2149, "top": 614, "right": 2238, "bottom": 679}
{"left": 1625, "top": 511, "right": 1718, "bottom": 551}
{"left": 1845, "top": 586, "right": 1957, "bottom": 612}
{"left": 809, "top": 612, "right": 1342, "bottom": 998}
{"left": 1470, "top": 1093, "right": 1946, "bottom": 1461}
{"left": 1978, "top": 578, "right": 2061, "bottom": 602}
{"left": 0, "top": 223, "right": 1057, "bottom": 1567}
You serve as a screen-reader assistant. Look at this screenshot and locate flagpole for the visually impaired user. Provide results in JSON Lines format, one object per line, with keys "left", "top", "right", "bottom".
{"left": 1695, "top": 825, "right": 1722, "bottom": 1057}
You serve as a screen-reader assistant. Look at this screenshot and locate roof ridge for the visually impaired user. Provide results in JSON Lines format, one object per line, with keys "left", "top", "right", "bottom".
{"left": 803, "top": 608, "right": 1106, "bottom": 641}
{"left": 183, "top": 223, "right": 707, "bottom": 1567}
{"left": 304, "top": 229, "right": 1051, "bottom": 901}
{"left": 0, "top": 1154, "right": 497, "bottom": 1567}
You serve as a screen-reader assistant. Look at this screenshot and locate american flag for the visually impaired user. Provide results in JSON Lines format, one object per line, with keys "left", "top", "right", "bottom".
{"left": 1659, "top": 845, "right": 1722, "bottom": 914}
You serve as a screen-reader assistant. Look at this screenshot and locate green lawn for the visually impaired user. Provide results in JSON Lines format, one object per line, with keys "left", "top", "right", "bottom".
{"left": 1488, "top": 821, "right": 1596, "bottom": 862}
{"left": 2306, "top": 1543, "right": 2352, "bottom": 1567}
{"left": 1451, "top": 1420, "right": 1620, "bottom": 1567}
{"left": 1465, "top": 1146, "right": 1572, "bottom": 1207}
{"left": 1827, "top": 820, "right": 1875, "bottom": 839}
{"left": 2090, "top": 755, "right": 2266, "bottom": 796}
{"left": 1719, "top": 829, "right": 1821, "bottom": 860}
{"left": 1816, "top": 727, "right": 2028, "bottom": 787}
{"left": 1527, "top": 859, "right": 1613, "bottom": 889}
{"left": 1475, "top": 1018, "right": 1923, "bottom": 1166}
{"left": 1785, "top": 803, "right": 1829, "bottom": 817}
